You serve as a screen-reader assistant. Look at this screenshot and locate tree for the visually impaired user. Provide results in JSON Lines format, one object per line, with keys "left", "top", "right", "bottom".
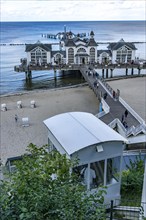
{"left": 0, "top": 144, "right": 106, "bottom": 220}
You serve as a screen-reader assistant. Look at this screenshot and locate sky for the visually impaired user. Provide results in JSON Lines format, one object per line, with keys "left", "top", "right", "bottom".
{"left": 1, "top": 0, "right": 146, "bottom": 22}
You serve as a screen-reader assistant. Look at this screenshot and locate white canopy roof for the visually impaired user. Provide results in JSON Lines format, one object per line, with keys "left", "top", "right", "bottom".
{"left": 44, "top": 112, "right": 127, "bottom": 155}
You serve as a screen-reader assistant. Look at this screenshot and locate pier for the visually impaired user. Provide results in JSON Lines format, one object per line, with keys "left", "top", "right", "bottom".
{"left": 14, "top": 62, "right": 146, "bottom": 80}
{"left": 79, "top": 65, "right": 146, "bottom": 145}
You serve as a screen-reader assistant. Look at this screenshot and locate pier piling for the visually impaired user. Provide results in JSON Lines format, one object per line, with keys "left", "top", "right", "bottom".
{"left": 110, "top": 68, "right": 113, "bottom": 78}
{"left": 102, "top": 69, "right": 105, "bottom": 78}
{"left": 106, "top": 69, "right": 109, "bottom": 78}
{"left": 126, "top": 68, "right": 128, "bottom": 76}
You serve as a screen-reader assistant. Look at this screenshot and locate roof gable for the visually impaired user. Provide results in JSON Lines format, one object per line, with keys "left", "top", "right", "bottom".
{"left": 25, "top": 43, "right": 52, "bottom": 52}
{"left": 108, "top": 39, "right": 137, "bottom": 51}
{"left": 64, "top": 39, "right": 76, "bottom": 47}
{"left": 86, "top": 39, "right": 98, "bottom": 47}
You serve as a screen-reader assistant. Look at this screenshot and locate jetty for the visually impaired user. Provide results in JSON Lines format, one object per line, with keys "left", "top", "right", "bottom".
{"left": 14, "top": 62, "right": 146, "bottom": 80}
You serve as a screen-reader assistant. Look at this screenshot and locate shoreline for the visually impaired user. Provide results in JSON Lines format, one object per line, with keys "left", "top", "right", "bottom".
{"left": 0, "top": 82, "right": 88, "bottom": 98}
{"left": 1, "top": 74, "right": 145, "bottom": 98}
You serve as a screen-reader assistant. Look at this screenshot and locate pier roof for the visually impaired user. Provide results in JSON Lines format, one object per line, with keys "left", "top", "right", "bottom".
{"left": 97, "top": 50, "right": 112, "bottom": 57}
{"left": 25, "top": 43, "right": 52, "bottom": 52}
{"left": 64, "top": 39, "right": 76, "bottom": 47}
{"left": 86, "top": 38, "right": 98, "bottom": 46}
{"left": 51, "top": 50, "right": 66, "bottom": 57}
{"left": 107, "top": 39, "right": 137, "bottom": 50}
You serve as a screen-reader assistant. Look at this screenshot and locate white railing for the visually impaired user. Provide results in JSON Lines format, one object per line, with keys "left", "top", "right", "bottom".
{"left": 96, "top": 98, "right": 110, "bottom": 118}
{"left": 119, "top": 97, "right": 145, "bottom": 125}
{"left": 102, "top": 98, "right": 110, "bottom": 113}
{"left": 126, "top": 123, "right": 146, "bottom": 137}
{"left": 96, "top": 111, "right": 106, "bottom": 118}
{"left": 108, "top": 118, "right": 146, "bottom": 138}
{"left": 123, "top": 149, "right": 146, "bottom": 155}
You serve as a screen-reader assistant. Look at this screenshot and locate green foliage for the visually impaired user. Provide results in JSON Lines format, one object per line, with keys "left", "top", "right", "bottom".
{"left": 121, "top": 155, "right": 145, "bottom": 194}
{"left": 0, "top": 143, "right": 106, "bottom": 220}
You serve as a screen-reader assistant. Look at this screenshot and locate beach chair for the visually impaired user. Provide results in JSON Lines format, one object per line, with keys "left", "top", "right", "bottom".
{"left": 22, "top": 117, "right": 29, "bottom": 127}
{"left": 1, "top": 103, "right": 7, "bottom": 111}
{"left": 17, "top": 101, "right": 22, "bottom": 108}
{"left": 30, "top": 100, "right": 36, "bottom": 108}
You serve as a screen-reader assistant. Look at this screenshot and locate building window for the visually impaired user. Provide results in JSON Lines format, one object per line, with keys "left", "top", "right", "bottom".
{"left": 73, "top": 161, "right": 104, "bottom": 190}
{"left": 30, "top": 48, "right": 47, "bottom": 64}
{"left": 68, "top": 48, "right": 74, "bottom": 64}
{"left": 116, "top": 46, "right": 132, "bottom": 63}
{"left": 73, "top": 155, "right": 122, "bottom": 190}
{"left": 106, "top": 156, "right": 121, "bottom": 185}
{"left": 77, "top": 48, "right": 86, "bottom": 53}
{"left": 73, "top": 164, "right": 88, "bottom": 186}
{"left": 55, "top": 54, "right": 62, "bottom": 64}
{"left": 90, "top": 47, "right": 95, "bottom": 63}
{"left": 90, "top": 160, "right": 104, "bottom": 188}
{"left": 101, "top": 52, "right": 109, "bottom": 63}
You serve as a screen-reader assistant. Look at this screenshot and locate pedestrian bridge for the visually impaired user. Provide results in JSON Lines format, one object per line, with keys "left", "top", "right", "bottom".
{"left": 80, "top": 65, "right": 146, "bottom": 146}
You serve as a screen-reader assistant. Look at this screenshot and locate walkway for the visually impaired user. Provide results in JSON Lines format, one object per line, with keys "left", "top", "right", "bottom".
{"left": 80, "top": 65, "right": 145, "bottom": 137}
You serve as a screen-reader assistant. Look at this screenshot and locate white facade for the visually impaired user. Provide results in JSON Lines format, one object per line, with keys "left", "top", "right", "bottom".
{"left": 25, "top": 38, "right": 137, "bottom": 66}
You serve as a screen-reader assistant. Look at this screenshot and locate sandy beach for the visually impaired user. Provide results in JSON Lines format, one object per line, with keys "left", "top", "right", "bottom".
{"left": 1, "top": 76, "right": 146, "bottom": 164}
{"left": 0, "top": 85, "right": 99, "bottom": 164}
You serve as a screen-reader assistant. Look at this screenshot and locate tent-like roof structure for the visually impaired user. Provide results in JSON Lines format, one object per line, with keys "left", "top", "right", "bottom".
{"left": 43, "top": 112, "right": 127, "bottom": 155}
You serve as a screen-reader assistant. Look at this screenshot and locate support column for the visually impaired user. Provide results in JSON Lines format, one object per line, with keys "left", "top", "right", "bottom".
{"left": 25, "top": 71, "right": 28, "bottom": 80}
{"left": 138, "top": 68, "right": 141, "bottom": 75}
{"left": 106, "top": 68, "right": 109, "bottom": 78}
{"left": 131, "top": 68, "right": 134, "bottom": 75}
{"left": 126, "top": 68, "right": 128, "bottom": 76}
{"left": 110, "top": 68, "right": 113, "bottom": 78}
{"left": 25, "top": 71, "right": 32, "bottom": 80}
{"left": 28, "top": 70, "right": 32, "bottom": 79}
{"left": 54, "top": 69, "right": 57, "bottom": 80}
{"left": 102, "top": 69, "right": 105, "bottom": 78}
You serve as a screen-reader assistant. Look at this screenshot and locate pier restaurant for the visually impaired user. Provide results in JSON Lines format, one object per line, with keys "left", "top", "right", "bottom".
{"left": 25, "top": 31, "right": 137, "bottom": 66}
{"left": 44, "top": 112, "right": 127, "bottom": 204}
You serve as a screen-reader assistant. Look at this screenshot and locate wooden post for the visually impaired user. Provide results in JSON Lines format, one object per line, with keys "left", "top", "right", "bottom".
{"left": 54, "top": 69, "right": 57, "bottom": 80}
{"left": 126, "top": 68, "right": 128, "bottom": 76}
{"left": 138, "top": 67, "right": 141, "bottom": 75}
{"left": 110, "top": 68, "right": 113, "bottom": 78}
{"left": 28, "top": 70, "right": 32, "bottom": 79}
{"left": 25, "top": 71, "right": 28, "bottom": 80}
{"left": 102, "top": 69, "right": 104, "bottom": 78}
{"left": 106, "top": 68, "right": 108, "bottom": 78}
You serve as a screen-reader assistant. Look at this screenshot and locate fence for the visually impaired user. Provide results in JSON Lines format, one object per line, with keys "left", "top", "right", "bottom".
{"left": 106, "top": 200, "right": 146, "bottom": 220}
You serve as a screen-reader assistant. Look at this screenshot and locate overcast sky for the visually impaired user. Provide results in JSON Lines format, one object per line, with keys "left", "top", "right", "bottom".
{"left": 1, "top": 0, "right": 146, "bottom": 22}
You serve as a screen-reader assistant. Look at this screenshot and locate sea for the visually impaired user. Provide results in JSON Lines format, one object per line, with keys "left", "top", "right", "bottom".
{"left": 0, "top": 21, "right": 146, "bottom": 96}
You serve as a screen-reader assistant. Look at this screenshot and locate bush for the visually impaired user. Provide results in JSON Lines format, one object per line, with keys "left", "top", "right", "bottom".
{"left": 0, "top": 143, "right": 106, "bottom": 220}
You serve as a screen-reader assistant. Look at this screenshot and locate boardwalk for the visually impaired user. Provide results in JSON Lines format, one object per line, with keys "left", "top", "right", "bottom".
{"left": 80, "top": 65, "right": 145, "bottom": 139}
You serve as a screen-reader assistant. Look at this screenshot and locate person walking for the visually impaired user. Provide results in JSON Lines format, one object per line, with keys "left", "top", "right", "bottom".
{"left": 15, "top": 114, "right": 18, "bottom": 122}
{"left": 125, "top": 109, "right": 128, "bottom": 118}
{"left": 121, "top": 114, "right": 124, "bottom": 123}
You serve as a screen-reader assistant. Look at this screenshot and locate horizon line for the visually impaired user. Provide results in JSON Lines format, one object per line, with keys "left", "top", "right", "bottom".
{"left": 1, "top": 20, "right": 145, "bottom": 22}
